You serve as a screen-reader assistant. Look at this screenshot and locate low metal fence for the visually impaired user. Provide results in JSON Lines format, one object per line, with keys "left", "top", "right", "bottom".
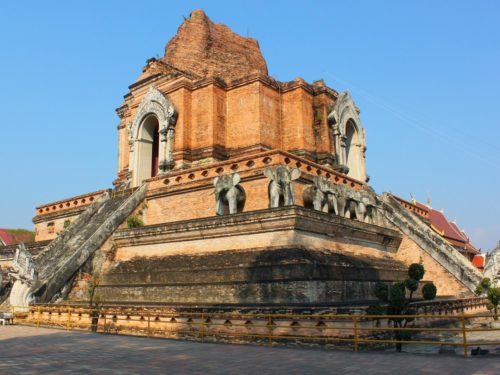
{"left": 10, "top": 305, "right": 500, "bottom": 357}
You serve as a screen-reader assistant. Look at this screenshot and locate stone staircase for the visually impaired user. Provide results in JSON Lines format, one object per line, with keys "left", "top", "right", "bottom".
{"left": 380, "top": 193, "right": 482, "bottom": 293}
{"left": 29, "top": 185, "right": 147, "bottom": 303}
{"left": 484, "top": 241, "right": 500, "bottom": 283}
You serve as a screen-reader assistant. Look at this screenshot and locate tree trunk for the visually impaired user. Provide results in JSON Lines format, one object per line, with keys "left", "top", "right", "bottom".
{"left": 90, "top": 309, "right": 99, "bottom": 332}
{"left": 394, "top": 321, "right": 402, "bottom": 352}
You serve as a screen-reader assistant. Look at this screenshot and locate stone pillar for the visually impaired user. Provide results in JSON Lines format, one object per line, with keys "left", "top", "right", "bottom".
{"left": 159, "top": 127, "right": 168, "bottom": 173}
{"left": 159, "top": 127, "right": 175, "bottom": 172}
{"left": 128, "top": 139, "right": 135, "bottom": 177}
{"left": 332, "top": 124, "right": 342, "bottom": 165}
{"left": 340, "top": 135, "right": 347, "bottom": 166}
{"left": 165, "top": 127, "right": 175, "bottom": 170}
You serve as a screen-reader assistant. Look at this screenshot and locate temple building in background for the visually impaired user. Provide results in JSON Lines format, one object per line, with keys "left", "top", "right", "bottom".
{"left": 409, "top": 199, "right": 479, "bottom": 261}
{"left": 1, "top": 10, "right": 486, "bottom": 310}
{"left": 0, "top": 229, "right": 34, "bottom": 247}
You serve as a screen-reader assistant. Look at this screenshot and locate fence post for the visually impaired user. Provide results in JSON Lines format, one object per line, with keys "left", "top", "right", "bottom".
{"left": 147, "top": 313, "right": 151, "bottom": 338}
{"left": 103, "top": 309, "right": 107, "bottom": 333}
{"left": 353, "top": 316, "right": 359, "bottom": 352}
{"left": 66, "top": 307, "right": 71, "bottom": 330}
{"left": 36, "top": 307, "right": 41, "bottom": 328}
{"left": 201, "top": 312, "right": 205, "bottom": 342}
{"left": 268, "top": 314, "right": 273, "bottom": 348}
{"left": 461, "top": 316, "right": 468, "bottom": 358}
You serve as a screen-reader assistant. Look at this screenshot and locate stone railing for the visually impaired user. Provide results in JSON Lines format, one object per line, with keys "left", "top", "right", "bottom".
{"left": 392, "top": 195, "right": 429, "bottom": 219}
{"left": 35, "top": 189, "right": 110, "bottom": 217}
{"left": 412, "top": 297, "right": 488, "bottom": 315}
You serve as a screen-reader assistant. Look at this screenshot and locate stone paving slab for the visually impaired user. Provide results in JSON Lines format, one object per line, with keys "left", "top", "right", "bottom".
{"left": 0, "top": 326, "right": 499, "bottom": 374}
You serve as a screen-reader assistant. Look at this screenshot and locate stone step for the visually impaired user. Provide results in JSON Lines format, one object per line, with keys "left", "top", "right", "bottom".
{"left": 31, "top": 185, "right": 147, "bottom": 303}
{"left": 381, "top": 193, "right": 482, "bottom": 292}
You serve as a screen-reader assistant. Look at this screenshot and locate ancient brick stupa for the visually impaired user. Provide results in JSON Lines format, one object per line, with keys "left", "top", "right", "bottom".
{"left": 2, "top": 10, "right": 482, "bottom": 308}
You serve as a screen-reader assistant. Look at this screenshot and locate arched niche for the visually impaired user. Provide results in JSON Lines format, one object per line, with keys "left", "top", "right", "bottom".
{"left": 128, "top": 86, "right": 178, "bottom": 187}
{"left": 135, "top": 115, "right": 160, "bottom": 184}
{"left": 345, "top": 119, "right": 364, "bottom": 181}
{"left": 327, "top": 92, "right": 367, "bottom": 182}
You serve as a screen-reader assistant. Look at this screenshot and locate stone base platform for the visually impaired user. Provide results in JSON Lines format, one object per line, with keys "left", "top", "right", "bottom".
{"left": 97, "top": 206, "right": 406, "bottom": 305}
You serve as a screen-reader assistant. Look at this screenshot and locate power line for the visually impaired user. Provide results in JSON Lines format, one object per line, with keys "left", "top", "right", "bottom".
{"left": 323, "top": 72, "right": 500, "bottom": 170}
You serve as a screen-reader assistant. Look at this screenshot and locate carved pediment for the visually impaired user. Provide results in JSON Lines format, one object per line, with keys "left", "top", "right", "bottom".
{"left": 328, "top": 92, "right": 362, "bottom": 136}
{"left": 128, "top": 86, "right": 178, "bottom": 142}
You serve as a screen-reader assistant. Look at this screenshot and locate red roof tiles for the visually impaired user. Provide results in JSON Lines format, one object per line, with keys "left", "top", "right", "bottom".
{"left": 0, "top": 229, "right": 13, "bottom": 246}
{"left": 0, "top": 229, "right": 34, "bottom": 247}
{"left": 426, "top": 209, "right": 479, "bottom": 255}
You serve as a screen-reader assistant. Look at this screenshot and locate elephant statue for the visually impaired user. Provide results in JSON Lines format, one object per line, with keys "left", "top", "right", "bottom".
{"left": 213, "top": 173, "right": 246, "bottom": 215}
{"left": 264, "top": 165, "right": 301, "bottom": 208}
{"left": 344, "top": 198, "right": 360, "bottom": 220}
{"left": 302, "top": 174, "right": 382, "bottom": 224}
{"left": 302, "top": 176, "right": 338, "bottom": 214}
{"left": 357, "top": 193, "right": 380, "bottom": 225}
{"left": 340, "top": 189, "right": 381, "bottom": 224}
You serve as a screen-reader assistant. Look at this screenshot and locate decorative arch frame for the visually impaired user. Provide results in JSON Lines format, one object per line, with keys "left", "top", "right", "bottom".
{"left": 128, "top": 86, "right": 178, "bottom": 186}
{"left": 327, "top": 91, "right": 367, "bottom": 182}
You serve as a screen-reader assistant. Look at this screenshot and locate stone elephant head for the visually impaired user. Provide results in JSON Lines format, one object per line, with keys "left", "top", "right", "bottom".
{"left": 303, "top": 176, "right": 339, "bottom": 214}
{"left": 213, "top": 173, "right": 246, "bottom": 215}
{"left": 357, "top": 193, "right": 380, "bottom": 225}
{"left": 264, "top": 165, "right": 301, "bottom": 208}
{"left": 341, "top": 189, "right": 380, "bottom": 224}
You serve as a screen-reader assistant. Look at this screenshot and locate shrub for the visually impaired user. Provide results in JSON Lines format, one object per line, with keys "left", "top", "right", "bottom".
{"left": 476, "top": 278, "right": 499, "bottom": 320}
{"left": 367, "top": 263, "right": 437, "bottom": 352}
{"left": 126, "top": 216, "right": 144, "bottom": 228}
{"left": 422, "top": 283, "right": 437, "bottom": 300}
{"left": 408, "top": 263, "right": 425, "bottom": 281}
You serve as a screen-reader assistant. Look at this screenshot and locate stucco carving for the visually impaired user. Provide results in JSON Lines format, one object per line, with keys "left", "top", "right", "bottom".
{"left": 129, "top": 86, "right": 178, "bottom": 186}
{"left": 129, "top": 86, "right": 178, "bottom": 141}
{"left": 328, "top": 92, "right": 367, "bottom": 182}
{"left": 9, "top": 243, "right": 38, "bottom": 309}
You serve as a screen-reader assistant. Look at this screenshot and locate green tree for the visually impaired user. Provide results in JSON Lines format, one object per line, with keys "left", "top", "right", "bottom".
{"left": 475, "top": 278, "right": 500, "bottom": 320}
{"left": 367, "top": 263, "right": 437, "bottom": 352}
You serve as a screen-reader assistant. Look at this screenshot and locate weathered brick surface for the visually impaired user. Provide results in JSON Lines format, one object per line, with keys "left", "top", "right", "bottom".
{"left": 97, "top": 206, "right": 405, "bottom": 304}
{"left": 395, "top": 235, "right": 472, "bottom": 298}
{"left": 33, "top": 190, "right": 108, "bottom": 241}
{"left": 34, "top": 213, "right": 81, "bottom": 241}
{"left": 164, "top": 9, "right": 268, "bottom": 82}
{"left": 116, "top": 77, "right": 337, "bottom": 181}
{"left": 113, "top": 12, "right": 340, "bottom": 185}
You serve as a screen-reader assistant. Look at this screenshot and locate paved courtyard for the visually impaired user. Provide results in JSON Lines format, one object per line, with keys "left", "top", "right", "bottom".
{"left": 0, "top": 325, "right": 499, "bottom": 374}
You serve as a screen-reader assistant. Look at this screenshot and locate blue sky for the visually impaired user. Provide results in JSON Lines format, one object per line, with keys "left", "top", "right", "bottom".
{"left": 0, "top": 1, "right": 499, "bottom": 251}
